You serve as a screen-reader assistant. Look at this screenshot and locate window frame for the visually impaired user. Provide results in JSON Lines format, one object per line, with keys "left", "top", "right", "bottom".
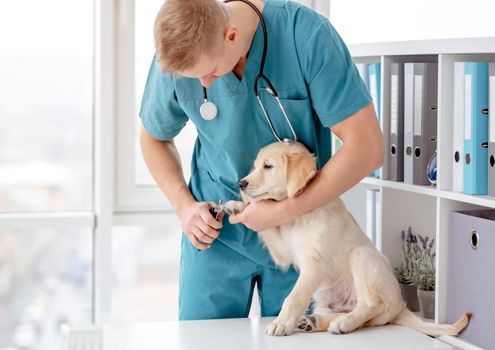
{"left": 114, "top": 0, "right": 175, "bottom": 213}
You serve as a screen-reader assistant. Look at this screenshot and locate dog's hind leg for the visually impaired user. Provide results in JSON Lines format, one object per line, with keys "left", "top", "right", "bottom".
{"left": 391, "top": 308, "right": 471, "bottom": 336}
{"left": 328, "top": 246, "right": 388, "bottom": 334}
{"left": 329, "top": 302, "right": 384, "bottom": 334}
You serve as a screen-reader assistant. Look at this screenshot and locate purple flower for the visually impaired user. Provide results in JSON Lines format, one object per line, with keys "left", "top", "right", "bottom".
{"left": 414, "top": 243, "right": 420, "bottom": 253}
{"left": 432, "top": 252, "right": 436, "bottom": 259}
{"left": 401, "top": 230, "right": 405, "bottom": 241}
{"left": 418, "top": 234, "right": 427, "bottom": 248}
{"left": 429, "top": 238, "right": 435, "bottom": 249}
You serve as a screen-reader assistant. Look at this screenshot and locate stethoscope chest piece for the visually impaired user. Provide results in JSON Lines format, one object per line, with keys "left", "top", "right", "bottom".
{"left": 200, "top": 100, "right": 218, "bottom": 120}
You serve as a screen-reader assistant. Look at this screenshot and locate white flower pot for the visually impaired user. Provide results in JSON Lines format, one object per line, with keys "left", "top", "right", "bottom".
{"left": 417, "top": 288, "right": 435, "bottom": 319}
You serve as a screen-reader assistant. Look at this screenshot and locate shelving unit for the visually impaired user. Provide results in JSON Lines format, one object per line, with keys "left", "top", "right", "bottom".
{"left": 338, "top": 37, "right": 495, "bottom": 350}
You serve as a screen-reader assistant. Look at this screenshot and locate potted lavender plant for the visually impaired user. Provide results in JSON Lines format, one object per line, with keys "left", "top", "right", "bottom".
{"left": 394, "top": 227, "right": 420, "bottom": 311}
{"left": 412, "top": 233, "right": 436, "bottom": 319}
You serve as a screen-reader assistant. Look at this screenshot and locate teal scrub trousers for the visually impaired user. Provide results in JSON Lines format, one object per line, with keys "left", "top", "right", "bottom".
{"left": 178, "top": 233, "right": 299, "bottom": 320}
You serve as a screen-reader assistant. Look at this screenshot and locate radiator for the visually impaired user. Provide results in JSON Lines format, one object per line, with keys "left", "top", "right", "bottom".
{"left": 61, "top": 326, "right": 102, "bottom": 350}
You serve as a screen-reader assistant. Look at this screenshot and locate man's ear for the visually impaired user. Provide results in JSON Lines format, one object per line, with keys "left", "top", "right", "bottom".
{"left": 224, "top": 25, "right": 239, "bottom": 43}
{"left": 284, "top": 152, "right": 317, "bottom": 198}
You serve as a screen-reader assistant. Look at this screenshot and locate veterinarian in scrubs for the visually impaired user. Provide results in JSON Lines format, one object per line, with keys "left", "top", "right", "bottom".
{"left": 139, "top": 0, "right": 383, "bottom": 320}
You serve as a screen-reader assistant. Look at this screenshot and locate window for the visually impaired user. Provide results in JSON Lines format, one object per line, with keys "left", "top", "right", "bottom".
{"left": 0, "top": 228, "right": 93, "bottom": 349}
{"left": 0, "top": 0, "right": 93, "bottom": 212}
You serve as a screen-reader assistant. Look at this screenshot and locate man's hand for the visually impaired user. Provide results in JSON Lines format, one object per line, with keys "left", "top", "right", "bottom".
{"left": 228, "top": 199, "right": 295, "bottom": 232}
{"left": 177, "top": 201, "right": 224, "bottom": 250}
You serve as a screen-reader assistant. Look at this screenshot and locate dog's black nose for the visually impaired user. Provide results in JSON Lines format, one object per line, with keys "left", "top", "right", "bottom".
{"left": 239, "top": 179, "right": 248, "bottom": 190}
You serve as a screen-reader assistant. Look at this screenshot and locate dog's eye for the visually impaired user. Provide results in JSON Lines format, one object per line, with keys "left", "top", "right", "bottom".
{"left": 264, "top": 164, "right": 273, "bottom": 169}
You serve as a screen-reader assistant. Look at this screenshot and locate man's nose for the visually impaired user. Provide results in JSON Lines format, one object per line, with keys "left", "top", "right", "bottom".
{"left": 239, "top": 179, "right": 248, "bottom": 190}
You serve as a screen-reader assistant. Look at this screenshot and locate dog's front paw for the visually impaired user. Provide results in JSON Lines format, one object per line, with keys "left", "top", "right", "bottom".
{"left": 329, "top": 316, "right": 353, "bottom": 335}
{"left": 265, "top": 318, "right": 296, "bottom": 336}
{"left": 223, "top": 200, "right": 246, "bottom": 215}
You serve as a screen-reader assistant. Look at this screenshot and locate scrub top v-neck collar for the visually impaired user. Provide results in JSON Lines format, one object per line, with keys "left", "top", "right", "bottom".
{"left": 222, "top": 2, "right": 266, "bottom": 95}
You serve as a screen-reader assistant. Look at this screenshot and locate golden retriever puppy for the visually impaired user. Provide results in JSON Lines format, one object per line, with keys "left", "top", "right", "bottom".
{"left": 224, "top": 141, "right": 470, "bottom": 337}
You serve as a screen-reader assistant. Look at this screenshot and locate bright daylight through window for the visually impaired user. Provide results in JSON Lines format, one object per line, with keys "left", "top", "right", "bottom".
{"left": 0, "top": 0, "right": 94, "bottom": 349}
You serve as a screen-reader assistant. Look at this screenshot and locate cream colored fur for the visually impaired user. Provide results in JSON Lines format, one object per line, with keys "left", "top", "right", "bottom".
{"left": 224, "top": 141, "right": 470, "bottom": 337}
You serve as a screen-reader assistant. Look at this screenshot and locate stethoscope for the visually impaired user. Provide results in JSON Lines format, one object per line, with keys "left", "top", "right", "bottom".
{"left": 199, "top": 0, "right": 297, "bottom": 142}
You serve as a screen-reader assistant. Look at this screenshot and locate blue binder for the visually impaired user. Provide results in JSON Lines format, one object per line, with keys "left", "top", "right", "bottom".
{"left": 368, "top": 63, "right": 381, "bottom": 178}
{"left": 463, "top": 62, "right": 489, "bottom": 195}
{"left": 368, "top": 63, "right": 381, "bottom": 118}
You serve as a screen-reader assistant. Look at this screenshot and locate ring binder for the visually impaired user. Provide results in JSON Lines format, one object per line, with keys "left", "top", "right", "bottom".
{"left": 403, "top": 62, "right": 438, "bottom": 185}
{"left": 463, "top": 62, "right": 489, "bottom": 195}
{"left": 453, "top": 62, "right": 465, "bottom": 192}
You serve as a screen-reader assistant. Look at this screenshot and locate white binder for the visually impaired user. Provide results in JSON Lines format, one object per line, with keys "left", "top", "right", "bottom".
{"left": 453, "top": 62, "right": 465, "bottom": 192}
{"left": 366, "top": 189, "right": 376, "bottom": 245}
{"left": 375, "top": 189, "right": 382, "bottom": 252}
{"left": 332, "top": 134, "right": 343, "bottom": 157}
{"left": 404, "top": 64, "right": 414, "bottom": 184}
{"left": 389, "top": 63, "right": 404, "bottom": 181}
{"left": 365, "top": 188, "right": 382, "bottom": 251}
{"left": 356, "top": 63, "right": 369, "bottom": 90}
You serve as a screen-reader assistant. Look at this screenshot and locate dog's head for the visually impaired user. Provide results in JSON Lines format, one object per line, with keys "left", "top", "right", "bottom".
{"left": 239, "top": 141, "right": 317, "bottom": 202}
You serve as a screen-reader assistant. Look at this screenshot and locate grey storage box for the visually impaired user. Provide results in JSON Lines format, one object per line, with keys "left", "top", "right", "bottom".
{"left": 447, "top": 210, "right": 495, "bottom": 349}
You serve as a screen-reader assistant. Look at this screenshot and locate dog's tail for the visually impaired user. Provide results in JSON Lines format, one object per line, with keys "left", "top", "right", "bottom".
{"left": 390, "top": 308, "right": 471, "bottom": 336}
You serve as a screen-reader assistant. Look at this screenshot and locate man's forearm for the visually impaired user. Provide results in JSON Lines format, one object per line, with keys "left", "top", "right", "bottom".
{"left": 286, "top": 141, "right": 382, "bottom": 216}
{"left": 140, "top": 128, "right": 195, "bottom": 214}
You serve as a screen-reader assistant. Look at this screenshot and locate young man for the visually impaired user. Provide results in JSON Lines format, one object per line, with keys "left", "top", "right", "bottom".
{"left": 140, "top": 0, "right": 384, "bottom": 321}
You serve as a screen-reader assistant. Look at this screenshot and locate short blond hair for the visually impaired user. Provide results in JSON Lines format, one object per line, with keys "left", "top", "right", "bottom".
{"left": 154, "top": 0, "right": 229, "bottom": 73}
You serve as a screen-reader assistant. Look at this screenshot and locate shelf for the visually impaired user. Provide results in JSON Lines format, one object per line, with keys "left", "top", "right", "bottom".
{"left": 438, "top": 190, "right": 495, "bottom": 209}
{"left": 361, "top": 177, "right": 438, "bottom": 197}
{"left": 360, "top": 177, "right": 495, "bottom": 209}
{"left": 349, "top": 37, "right": 495, "bottom": 57}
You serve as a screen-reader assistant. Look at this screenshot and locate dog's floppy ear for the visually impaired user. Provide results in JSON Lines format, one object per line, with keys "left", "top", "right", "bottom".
{"left": 284, "top": 152, "right": 317, "bottom": 197}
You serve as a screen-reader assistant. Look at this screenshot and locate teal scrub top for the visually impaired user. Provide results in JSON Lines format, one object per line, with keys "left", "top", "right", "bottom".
{"left": 139, "top": 0, "right": 372, "bottom": 267}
